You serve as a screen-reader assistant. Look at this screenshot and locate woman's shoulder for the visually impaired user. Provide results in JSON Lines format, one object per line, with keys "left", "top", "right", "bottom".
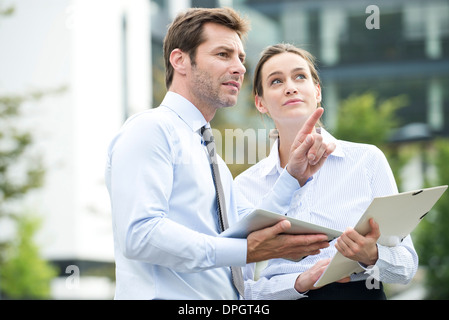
{"left": 338, "top": 139, "right": 384, "bottom": 156}
{"left": 234, "top": 156, "right": 273, "bottom": 184}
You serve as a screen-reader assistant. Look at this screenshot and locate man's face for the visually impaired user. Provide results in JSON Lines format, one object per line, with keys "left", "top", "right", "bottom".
{"left": 187, "top": 23, "right": 246, "bottom": 111}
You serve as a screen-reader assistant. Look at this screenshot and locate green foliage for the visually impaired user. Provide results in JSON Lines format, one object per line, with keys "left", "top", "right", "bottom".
{"left": 0, "top": 2, "right": 14, "bottom": 17}
{"left": 333, "top": 92, "right": 409, "bottom": 189}
{"left": 0, "top": 90, "right": 63, "bottom": 299}
{"left": 0, "top": 94, "right": 45, "bottom": 216}
{"left": 333, "top": 91, "right": 407, "bottom": 146}
{"left": 0, "top": 214, "right": 58, "bottom": 299}
{"left": 415, "top": 139, "right": 449, "bottom": 299}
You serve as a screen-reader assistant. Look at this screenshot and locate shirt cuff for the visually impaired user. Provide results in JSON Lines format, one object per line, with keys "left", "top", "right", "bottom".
{"left": 356, "top": 245, "right": 389, "bottom": 281}
{"left": 271, "top": 273, "right": 308, "bottom": 300}
{"left": 372, "top": 244, "right": 391, "bottom": 272}
{"left": 214, "top": 237, "right": 247, "bottom": 267}
{"left": 261, "top": 168, "right": 301, "bottom": 214}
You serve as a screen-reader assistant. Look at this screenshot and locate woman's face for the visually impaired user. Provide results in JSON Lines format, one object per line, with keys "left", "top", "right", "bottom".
{"left": 255, "top": 52, "right": 321, "bottom": 127}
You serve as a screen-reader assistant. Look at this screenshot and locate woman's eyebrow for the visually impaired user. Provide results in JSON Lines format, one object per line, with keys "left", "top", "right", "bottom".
{"left": 267, "top": 71, "right": 283, "bottom": 78}
{"left": 291, "top": 67, "right": 307, "bottom": 73}
{"left": 267, "top": 67, "right": 307, "bottom": 79}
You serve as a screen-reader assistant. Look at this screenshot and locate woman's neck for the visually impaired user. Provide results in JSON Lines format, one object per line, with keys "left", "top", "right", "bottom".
{"left": 277, "top": 121, "right": 305, "bottom": 168}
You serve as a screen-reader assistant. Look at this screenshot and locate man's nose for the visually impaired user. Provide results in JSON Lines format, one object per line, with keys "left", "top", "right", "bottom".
{"left": 231, "top": 56, "right": 246, "bottom": 75}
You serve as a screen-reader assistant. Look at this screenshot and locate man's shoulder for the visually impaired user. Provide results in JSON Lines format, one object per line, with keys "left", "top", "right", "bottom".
{"left": 121, "top": 106, "right": 177, "bottom": 132}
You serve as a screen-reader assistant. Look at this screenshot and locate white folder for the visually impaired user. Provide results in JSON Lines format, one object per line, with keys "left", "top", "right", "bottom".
{"left": 314, "top": 185, "right": 448, "bottom": 288}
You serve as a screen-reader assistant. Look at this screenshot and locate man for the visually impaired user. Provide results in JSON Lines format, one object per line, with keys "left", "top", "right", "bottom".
{"left": 105, "top": 7, "right": 333, "bottom": 300}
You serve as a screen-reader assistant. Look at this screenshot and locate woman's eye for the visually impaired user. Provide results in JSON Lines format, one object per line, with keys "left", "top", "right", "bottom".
{"left": 296, "top": 74, "right": 306, "bottom": 80}
{"left": 271, "top": 79, "right": 282, "bottom": 85}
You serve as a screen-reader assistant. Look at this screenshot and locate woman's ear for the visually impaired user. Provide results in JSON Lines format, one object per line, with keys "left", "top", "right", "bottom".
{"left": 255, "top": 95, "right": 269, "bottom": 114}
{"left": 169, "top": 48, "right": 189, "bottom": 76}
{"left": 315, "top": 83, "right": 322, "bottom": 104}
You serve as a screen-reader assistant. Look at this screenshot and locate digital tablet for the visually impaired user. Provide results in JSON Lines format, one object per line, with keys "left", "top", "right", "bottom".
{"left": 220, "top": 209, "right": 342, "bottom": 241}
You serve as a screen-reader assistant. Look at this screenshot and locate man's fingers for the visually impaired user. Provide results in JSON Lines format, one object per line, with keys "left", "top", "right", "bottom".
{"left": 254, "top": 219, "right": 291, "bottom": 239}
{"left": 247, "top": 221, "right": 330, "bottom": 263}
{"left": 263, "top": 221, "right": 330, "bottom": 248}
{"left": 295, "top": 234, "right": 330, "bottom": 249}
{"left": 270, "top": 220, "right": 291, "bottom": 235}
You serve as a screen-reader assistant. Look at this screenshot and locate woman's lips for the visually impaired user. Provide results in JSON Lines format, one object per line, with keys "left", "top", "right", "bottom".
{"left": 283, "top": 98, "right": 304, "bottom": 106}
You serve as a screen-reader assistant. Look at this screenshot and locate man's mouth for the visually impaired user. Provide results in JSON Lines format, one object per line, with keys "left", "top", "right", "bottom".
{"left": 222, "top": 81, "right": 241, "bottom": 90}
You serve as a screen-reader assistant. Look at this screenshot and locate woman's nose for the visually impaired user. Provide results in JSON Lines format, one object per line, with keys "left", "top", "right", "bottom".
{"left": 285, "top": 79, "right": 298, "bottom": 95}
{"left": 285, "top": 86, "right": 298, "bottom": 95}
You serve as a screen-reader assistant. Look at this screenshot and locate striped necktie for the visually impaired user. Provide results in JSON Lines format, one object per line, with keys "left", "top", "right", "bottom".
{"left": 201, "top": 126, "right": 245, "bottom": 298}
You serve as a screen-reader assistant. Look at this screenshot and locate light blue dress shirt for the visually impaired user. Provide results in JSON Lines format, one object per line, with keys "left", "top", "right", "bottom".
{"left": 105, "top": 92, "right": 301, "bottom": 299}
{"left": 234, "top": 130, "right": 418, "bottom": 300}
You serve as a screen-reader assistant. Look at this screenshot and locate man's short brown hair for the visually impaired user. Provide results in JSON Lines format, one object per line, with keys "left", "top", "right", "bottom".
{"left": 163, "top": 7, "right": 250, "bottom": 89}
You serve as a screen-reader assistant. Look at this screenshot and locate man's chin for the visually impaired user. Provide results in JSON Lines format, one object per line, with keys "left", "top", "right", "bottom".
{"left": 220, "top": 95, "right": 239, "bottom": 108}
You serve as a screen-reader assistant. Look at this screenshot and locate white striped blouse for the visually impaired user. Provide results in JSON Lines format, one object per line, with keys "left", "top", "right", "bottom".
{"left": 234, "top": 129, "right": 418, "bottom": 300}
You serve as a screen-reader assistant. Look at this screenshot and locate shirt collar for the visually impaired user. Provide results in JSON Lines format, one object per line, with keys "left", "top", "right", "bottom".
{"left": 160, "top": 91, "right": 208, "bottom": 133}
{"left": 261, "top": 128, "right": 345, "bottom": 177}
{"left": 261, "top": 139, "right": 282, "bottom": 176}
{"left": 322, "top": 128, "right": 345, "bottom": 158}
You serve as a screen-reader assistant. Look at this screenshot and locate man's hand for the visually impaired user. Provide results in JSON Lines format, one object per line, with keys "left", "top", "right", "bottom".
{"left": 335, "top": 218, "right": 380, "bottom": 266}
{"left": 287, "top": 108, "right": 336, "bottom": 186}
{"left": 294, "top": 259, "right": 351, "bottom": 293}
{"left": 246, "top": 220, "right": 330, "bottom": 263}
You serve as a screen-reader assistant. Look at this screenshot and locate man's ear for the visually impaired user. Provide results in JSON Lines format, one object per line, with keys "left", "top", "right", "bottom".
{"left": 255, "top": 95, "right": 269, "bottom": 114}
{"left": 169, "top": 48, "right": 189, "bottom": 76}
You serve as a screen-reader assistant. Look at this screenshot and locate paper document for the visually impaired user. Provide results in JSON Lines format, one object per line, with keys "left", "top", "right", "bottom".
{"left": 314, "top": 185, "right": 448, "bottom": 288}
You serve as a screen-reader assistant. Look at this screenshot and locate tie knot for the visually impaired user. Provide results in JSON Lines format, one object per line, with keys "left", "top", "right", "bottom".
{"left": 201, "top": 126, "right": 217, "bottom": 160}
{"left": 201, "top": 126, "right": 214, "bottom": 144}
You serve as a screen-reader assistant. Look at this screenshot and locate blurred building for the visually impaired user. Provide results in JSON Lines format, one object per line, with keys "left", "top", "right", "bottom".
{"left": 152, "top": 0, "right": 449, "bottom": 135}
{"left": 250, "top": 0, "right": 448, "bottom": 133}
{"left": 151, "top": 0, "right": 448, "bottom": 191}
{"left": 0, "top": 0, "right": 151, "bottom": 299}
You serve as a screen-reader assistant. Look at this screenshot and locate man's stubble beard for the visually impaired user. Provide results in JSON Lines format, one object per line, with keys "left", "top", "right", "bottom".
{"left": 191, "top": 64, "right": 239, "bottom": 110}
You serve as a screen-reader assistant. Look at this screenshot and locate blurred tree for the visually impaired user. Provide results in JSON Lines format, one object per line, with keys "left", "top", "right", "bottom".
{"left": 0, "top": 93, "right": 46, "bottom": 214}
{"left": 333, "top": 92, "right": 406, "bottom": 146}
{"left": 0, "top": 2, "right": 14, "bottom": 16}
{"left": 415, "top": 139, "right": 449, "bottom": 300}
{"left": 0, "top": 92, "right": 59, "bottom": 299}
{"left": 0, "top": 6, "right": 60, "bottom": 299}
{"left": 332, "top": 91, "right": 409, "bottom": 189}
{"left": 0, "top": 214, "right": 58, "bottom": 299}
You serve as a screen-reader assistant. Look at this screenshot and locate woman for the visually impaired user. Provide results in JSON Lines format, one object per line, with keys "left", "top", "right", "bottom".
{"left": 234, "top": 44, "right": 418, "bottom": 300}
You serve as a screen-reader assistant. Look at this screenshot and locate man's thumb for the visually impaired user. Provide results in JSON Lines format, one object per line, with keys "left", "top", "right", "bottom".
{"left": 270, "top": 219, "right": 291, "bottom": 235}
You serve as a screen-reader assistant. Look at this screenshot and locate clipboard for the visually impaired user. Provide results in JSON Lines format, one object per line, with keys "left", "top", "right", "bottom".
{"left": 220, "top": 209, "right": 342, "bottom": 241}
{"left": 314, "top": 185, "right": 448, "bottom": 288}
